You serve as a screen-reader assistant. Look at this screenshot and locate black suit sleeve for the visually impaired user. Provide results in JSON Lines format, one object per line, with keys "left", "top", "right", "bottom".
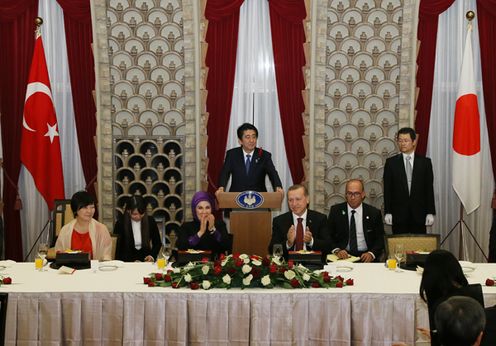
{"left": 383, "top": 158, "right": 394, "bottom": 215}
{"left": 113, "top": 219, "right": 124, "bottom": 261}
{"left": 263, "top": 152, "right": 282, "bottom": 190}
{"left": 424, "top": 158, "right": 436, "bottom": 214}
{"left": 307, "top": 211, "right": 331, "bottom": 254}
{"left": 148, "top": 216, "right": 162, "bottom": 259}
{"left": 363, "top": 206, "right": 385, "bottom": 259}
{"left": 218, "top": 150, "right": 232, "bottom": 189}
{"left": 268, "top": 215, "right": 290, "bottom": 257}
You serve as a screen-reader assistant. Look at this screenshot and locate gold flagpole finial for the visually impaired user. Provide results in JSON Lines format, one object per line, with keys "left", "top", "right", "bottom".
{"left": 466, "top": 11, "right": 475, "bottom": 21}
{"left": 34, "top": 17, "right": 43, "bottom": 38}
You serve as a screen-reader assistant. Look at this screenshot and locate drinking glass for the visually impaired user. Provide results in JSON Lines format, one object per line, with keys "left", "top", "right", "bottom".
{"left": 157, "top": 246, "right": 171, "bottom": 271}
{"left": 272, "top": 244, "right": 283, "bottom": 261}
{"left": 394, "top": 244, "right": 405, "bottom": 271}
{"left": 37, "top": 242, "right": 49, "bottom": 271}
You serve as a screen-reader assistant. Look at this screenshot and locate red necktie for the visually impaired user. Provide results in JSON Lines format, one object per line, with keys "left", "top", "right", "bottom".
{"left": 295, "top": 217, "right": 304, "bottom": 250}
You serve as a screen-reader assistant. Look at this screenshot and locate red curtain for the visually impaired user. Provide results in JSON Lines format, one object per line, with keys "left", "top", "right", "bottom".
{"left": 269, "top": 0, "right": 306, "bottom": 183}
{"left": 477, "top": 0, "right": 496, "bottom": 180}
{"left": 56, "top": 0, "right": 97, "bottom": 199}
{"left": 205, "top": 0, "right": 244, "bottom": 192}
{"left": 414, "top": 0, "right": 455, "bottom": 155}
{"left": 0, "top": 0, "right": 39, "bottom": 260}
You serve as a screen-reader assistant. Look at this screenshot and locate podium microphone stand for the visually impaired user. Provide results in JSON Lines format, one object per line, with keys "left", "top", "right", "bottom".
{"left": 440, "top": 204, "right": 488, "bottom": 261}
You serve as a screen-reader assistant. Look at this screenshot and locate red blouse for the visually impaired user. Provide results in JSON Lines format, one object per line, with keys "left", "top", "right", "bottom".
{"left": 71, "top": 230, "right": 93, "bottom": 259}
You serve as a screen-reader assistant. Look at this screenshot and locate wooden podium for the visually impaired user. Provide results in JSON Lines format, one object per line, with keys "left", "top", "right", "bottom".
{"left": 217, "top": 192, "right": 283, "bottom": 256}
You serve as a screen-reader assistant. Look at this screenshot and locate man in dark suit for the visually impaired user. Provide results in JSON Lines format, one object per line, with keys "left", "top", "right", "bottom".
{"left": 328, "top": 179, "right": 384, "bottom": 262}
{"left": 268, "top": 184, "right": 330, "bottom": 258}
{"left": 383, "top": 127, "right": 436, "bottom": 234}
{"left": 216, "top": 123, "right": 283, "bottom": 194}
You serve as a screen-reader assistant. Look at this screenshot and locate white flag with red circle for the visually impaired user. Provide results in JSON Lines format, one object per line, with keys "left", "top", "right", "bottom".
{"left": 20, "top": 32, "right": 65, "bottom": 210}
{"left": 452, "top": 24, "right": 481, "bottom": 215}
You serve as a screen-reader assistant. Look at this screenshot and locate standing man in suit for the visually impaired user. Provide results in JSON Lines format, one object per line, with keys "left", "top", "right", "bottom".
{"left": 216, "top": 123, "right": 283, "bottom": 194}
{"left": 383, "top": 127, "right": 436, "bottom": 234}
{"left": 328, "top": 179, "right": 384, "bottom": 262}
{"left": 268, "top": 184, "right": 330, "bottom": 258}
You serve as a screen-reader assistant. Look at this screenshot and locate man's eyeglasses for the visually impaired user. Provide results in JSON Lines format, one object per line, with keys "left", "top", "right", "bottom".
{"left": 346, "top": 192, "right": 362, "bottom": 198}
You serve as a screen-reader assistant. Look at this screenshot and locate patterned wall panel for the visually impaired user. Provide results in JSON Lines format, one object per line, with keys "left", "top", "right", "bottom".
{"left": 107, "top": 0, "right": 188, "bottom": 233}
{"left": 325, "top": 0, "right": 403, "bottom": 213}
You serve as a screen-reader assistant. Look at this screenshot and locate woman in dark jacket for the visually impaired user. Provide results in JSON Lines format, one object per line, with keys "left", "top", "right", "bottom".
{"left": 176, "top": 191, "right": 229, "bottom": 255}
{"left": 114, "top": 195, "right": 161, "bottom": 262}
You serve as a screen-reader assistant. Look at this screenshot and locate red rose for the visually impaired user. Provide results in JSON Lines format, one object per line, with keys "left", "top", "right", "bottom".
{"left": 287, "top": 260, "right": 294, "bottom": 269}
{"left": 172, "top": 282, "right": 180, "bottom": 289}
{"left": 201, "top": 257, "right": 209, "bottom": 263}
{"left": 190, "top": 282, "right": 200, "bottom": 290}
{"left": 311, "top": 281, "right": 321, "bottom": 288}
{"left": 251, "top": 267, "right": 261, "bottom": 278}
{"left": 214, "top": 260, "right": 221, "bottom": 267}
{"left": 486, "top": 278, "right": 495, "bottom": 286}
{"left": 233, "top": 253, "right": 240, "bottom": 259}
{"left": 290, "top": 278, "right": 300, "bottom": 288}
{"left": 336, "top": 275, "right": 344, "bottom": 282}
{"left": 228, "top": 268, "right": 237, "bottom": 275}
{"left": 147, "top": 281, "right": 156, "bottom": 287}
{"left": 269, "top": 264, "right": 277, "bottom": 273}
{"left": 345, "top": 278, "right": 354, "bottom": 286}
{"left": 262, "top": 257, "right": 271, "bottom": 266}
{"left": 2, "top": 277, "right": 12, "bottom": 285}
{"left": 250, "top": 255, "right": 261, "bottom": 261}
{"left": 235, "top": 259, "right": 243, "bottom": 267}
{"left": 155, "top": 273, "right": 163, "bottom": 281}
{"left": 322, "top": 271, "right": 329, "bottom": 278}
{"left": 279, "top": 267, "right": 286, "bottom": 274}
{"left": 323, "top": 276, "right": 330, "bottom": 283}
{"left": 336, "top": 281, "right": 343, "bottom": 288}
{"left": 219, "top": 253, "right": 226, "bottom": 261}
{"left": 164, "top": 275, "right": 172, "bottom": 282}
{"left": 214, "top": 266, "right": 222, "bottom": 276}
{"left": 143, "top": 277, "right": 151, "bottom": 284}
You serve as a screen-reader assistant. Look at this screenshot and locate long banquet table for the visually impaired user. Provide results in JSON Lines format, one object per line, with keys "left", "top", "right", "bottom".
{"left": 1, "top": 261, "right": 496, "bottom": 345}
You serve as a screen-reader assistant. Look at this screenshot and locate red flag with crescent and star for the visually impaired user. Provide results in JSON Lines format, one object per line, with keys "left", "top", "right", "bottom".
{"left": 20, "top": 29, "right": 65, "bottom": 210}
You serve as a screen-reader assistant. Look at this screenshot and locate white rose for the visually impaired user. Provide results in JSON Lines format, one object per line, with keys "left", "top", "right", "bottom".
{"left": 202, "top": 265, "right": 209, "bottom": 275}
{"left": 184, "top": 273, "right": 192, "bottom": 283}
{"left": 202, "top": 280, "right": 211, "bottom": 289}
{"left": 243, "top": 258, "right": 250, "bottom": 264}
{"left": 284, "top": 270, "right": 295, "bottom": 280}
{"left": 273, "top": 257, "right": 282, "bottom": 266}
{"left": 243, "top": 274, "right": 253, "bottom": 286}
{"left": 239, "top": 254, "right": 249, "bottom": 260}
{"left": 221, "top": 258, "right": 229, "bottom": 267}
{"left": 173, "top": 267, "right": 180, "bottom": 273}
{"left": 242, "top": 264, "right": 252, "bottom": 274}
{"left": 261, "top": 275, "right": 271, "bottom": 286}
{"left": 252, "top": 259, "right": 262, "bottom": 266}
{"left": 222, "top": 274, "right": 231, "bottom": 284}
{"left": 303, "top": 273, "right": 310, "bottom": 282}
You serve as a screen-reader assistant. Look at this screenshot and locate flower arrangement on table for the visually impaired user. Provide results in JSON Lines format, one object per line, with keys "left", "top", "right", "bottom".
{"left": 143, "top": 253, "right": 354, "bottom": 290}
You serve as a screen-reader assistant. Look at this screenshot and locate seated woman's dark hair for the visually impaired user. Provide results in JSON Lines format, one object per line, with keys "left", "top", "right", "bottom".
{"left": 420, "top": 249, "right": 468, "bottom": 303}
{"left": 70, "top": 190, "right": 95, "bottom": 217}
{"left": 125, "top": 195, "right": 146, "bottom": 214}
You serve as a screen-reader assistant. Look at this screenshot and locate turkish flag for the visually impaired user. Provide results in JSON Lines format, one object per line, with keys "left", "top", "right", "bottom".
{"left": 452, "top": 24, "right": 481, "bottom": 215}
{"left": 20, "top": 33, "right": 65, "bottom": 211}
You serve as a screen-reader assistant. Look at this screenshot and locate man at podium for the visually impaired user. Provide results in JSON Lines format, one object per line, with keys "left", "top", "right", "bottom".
{"left": 216, "top": 123, "right": 283, "bottom": 194}
{"left": 268, "top": 184, "right": 330, "bottom": 258}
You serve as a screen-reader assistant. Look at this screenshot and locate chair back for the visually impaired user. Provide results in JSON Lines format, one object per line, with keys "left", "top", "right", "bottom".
{"left": 51, "top": 199, "right": 74, "bottom": 246}
{"left": 0, "top": 293, "right": 7, "bottom": 346}
{"left": 385, "top": 233, "right": 440, "bottom": 258}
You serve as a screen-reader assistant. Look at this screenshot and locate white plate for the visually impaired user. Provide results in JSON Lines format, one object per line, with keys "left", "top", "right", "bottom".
{"left": 336, "top": 265, "right": 354, "bottom": 272}
{"left": 98, "top": 265, "right": 118, "bottom": 271}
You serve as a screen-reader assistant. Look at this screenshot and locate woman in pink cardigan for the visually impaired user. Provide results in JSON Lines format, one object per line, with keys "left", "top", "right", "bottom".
{"left": 55, "top": 191, "right": 112, "bottom": 261}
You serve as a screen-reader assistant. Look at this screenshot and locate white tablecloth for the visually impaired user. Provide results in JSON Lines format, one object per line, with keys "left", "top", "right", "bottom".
{"left": 1, "top": 262, "right": 496, "bottom": 345}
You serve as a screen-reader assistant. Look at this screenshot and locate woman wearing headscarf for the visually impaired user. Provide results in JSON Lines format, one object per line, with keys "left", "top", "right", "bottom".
{"left": 176, "top": 191, "right": 229, "bottom": 255}
{"left": 114, "top": 195, "right": 161, "bottom": 262}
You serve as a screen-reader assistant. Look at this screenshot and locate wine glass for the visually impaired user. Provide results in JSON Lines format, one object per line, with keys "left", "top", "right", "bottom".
{"left": 394, "top": 244, "right": 405, "bottom": 271}
{"left": 272, "top": 244, "right": 283, "bottom": 262}
{"left": 37, "top": 242, "right": 49, "bottom": 271}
